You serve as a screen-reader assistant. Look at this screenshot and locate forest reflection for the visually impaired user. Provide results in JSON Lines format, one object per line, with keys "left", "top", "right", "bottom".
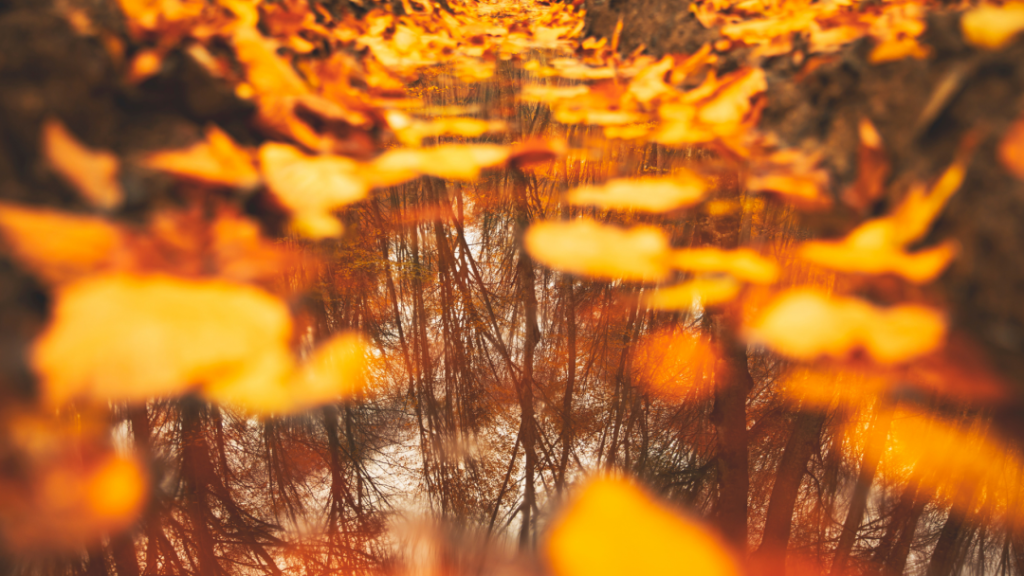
{"left": 4, "top": 33, "right": 1022, "bottom": 576}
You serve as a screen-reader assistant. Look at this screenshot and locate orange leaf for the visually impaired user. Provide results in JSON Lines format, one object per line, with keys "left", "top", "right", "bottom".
{"left": 961, "top": 3, "right": 1024, "bottom": 51}
{"left": 524, "top": 219, "right": 672, "bottom": 281}
{"left": 567, "top": 173, "right": 707, "bottom": 213}
{"left": 143, "top": 125, "right": 260, "bottom": 189}
{"left": 746, "top": 289, "right": 946, "bottom": 364}
{"left": 32, "top": 273, "right": 296, "bottom": 405}
{"left": 671, "top": 247, "right": 779, "bottom": 284}
{"left": 259, "top": 142, "right": 368, "bottom": 238}
{"left": 0, "top": 203, "right": 127, "bottom": 284}
{"left": 545, "top": 477, "right": 740, "bottom": 576}
{"left": 42, "top": 119, "right": 124, "bottom": 210}
{"left": 645, "top": 276, "right": 742, "bottom": 310}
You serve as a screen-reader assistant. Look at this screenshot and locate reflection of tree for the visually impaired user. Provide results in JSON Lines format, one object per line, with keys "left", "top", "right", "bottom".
{"left": 9, "top": 31, "right": 1024, "bottom": 576}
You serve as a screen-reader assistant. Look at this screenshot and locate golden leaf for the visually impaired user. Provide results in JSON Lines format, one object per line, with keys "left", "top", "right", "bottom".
{"left": 0, "top": 203, "right": 127, "bottom": 284}
{"left": 961, "top": 3, "right": 1024, "bottom": 51}
{"left": 203, "top": 332, "right": 365, "bottom": 415}
{"left": 671, "top": 247, "right": 779, "bottom": 284}
{"left": 800, "top": 236, "right": 958, "bottom": 284}
{"left": 32, "top": 273, "right": 295, "bottom": 405}
{"left": 746, "top": 289, "right": 946, "bottom": 364}
{"left": 259, "top": 142, "right": 368, "bottom": 238}
{"left": 567, "top": 173, "right": 707, "bottom": 212}
{"left": 366, "top": 143, "right": 511, "bottom": 185}
{"left": 524, "top": 219, "right": 672, "bottom": 281}
{"left": 802, "top": 154, "right": 967, "bottom": 282}
{"left": 645, "top": 276, "right": 742, "bottom": 310}
{"left": 545, "top": 477, "right": 740, "bottom": 576}
{"left": 142, "top": 125, "right": 261, "bottom": 189}
{"left": 42, "top": 119, "right": 124, "bottom": 210}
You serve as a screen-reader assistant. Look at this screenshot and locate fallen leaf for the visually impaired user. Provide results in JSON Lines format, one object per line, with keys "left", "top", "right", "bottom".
{"left": 567, "top": 173, "right": 707, "bottom": 212}
{"left": 961, "top": 3, "right": 1024, "bottom": 51}
{"left": 42, "top": 119, "right": 124, "bottom": 210}
{"left": 204, "top": 331, "right": 366, "bottom": 414}
{"left": 366, "top": 143, "right": 511, "bottom": 185}
{"left": 525, "top": 219, "right": 672, "bottom": 281}
{"left": 545, "top": 477, "right": 740, "bottom": 576}
{"left": 645, "top": 276, "right": 742, "bottom": 310}
{"left": 671, "top": 247, "right": 779, "bottom": 284}
{"left": 259, "top": 142, "right": 368, "bottom": 238}
{"left": 0, "top": 203, "right": 127, "bottom": 284}
{"left": 143, "top": 125, "right": 261, "bottom": 189}
{"left": 32, "top": 273, "right": 296, "bottom": 405}
{"left": 746, "top": 289, "right": 946, "bottom": 364}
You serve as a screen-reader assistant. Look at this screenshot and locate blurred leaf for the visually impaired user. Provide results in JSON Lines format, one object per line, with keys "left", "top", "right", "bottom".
{"left": 746, "top": 289, "right": 946, "bottom": 363}
{"left": 545, "top": 477, "right": 740, "bottom": 576}
{"left": 42, "top": 119, "right": 123, "bottom": 210}
{"left": 525, "top": 219, "right": 672, "bottom": 281}
{"left": 645, "top": 276, "right": 742, "bottom": 310}
{"left": 961, "top": 3, "right": 1024, "bottom": 50}
{"left": 567, "top": 173, "right": 707, "bottom": 212}
{"left": 671, "top": 247, "right": 779, "bottom": 284}
{"left": 0, "top": 203, "right": 127, "bottom": 284}
{"left": 259, "top": 142, "right": 368, "bottom": 238}
{"left": 143, "top": 125, "right": 261, "bottom": 189}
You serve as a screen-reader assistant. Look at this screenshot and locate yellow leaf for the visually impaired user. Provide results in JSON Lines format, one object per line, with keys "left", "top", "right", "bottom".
{"left": 697, "top": 68, "right": 766, "bottom": 126}
{"left": 645, "top": 276, "right": 742, "bottom": 310}
{"left": 390, "top": 115, "right": 507, "bottom": 147}
{"left": 800, "top": 237, "right": 958, "bottom": 284}
{"left": 0, "top": 203, "right": 127, "bottom": 284}
{"left": 524, "top": 219, "right": 672, "bottom": 281}
{"left": 259, "top": 142, "right": 368, "bottom": 238}
{"left": 567, "top": 173, "right": 707, "bottom": 213}
{"left": 746, "top": 289, "right": 946, "bottom": 364}
{"left": 32, "top": 273, "right": 295, "bottom": 405}
{"left": 203, "top": 332, "right": 366, "bottom": 414}
{"left": 671, "top": 247, "right": 779, "bottom": 284}
{"left": 143, "top": 125, "right": 261, "bottom": 189}
{"left": 545, "top": 477, "right": 740, "bottom": 576}
{"left": 961, "top": 3, "right": 1024, "bottom": 51}
{"left": 42, "top": 119, "right": 123, "bottom": 210}
{"left": 367, "top": 143, "right": 511, "bottom": 185}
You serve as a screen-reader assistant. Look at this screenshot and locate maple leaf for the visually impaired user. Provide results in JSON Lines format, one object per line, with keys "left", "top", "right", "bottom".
{"left": 42, "top": 119, "right": 124, "bottom": 210}
{"left": 0, "top": 450, "right": 149, "bottom": 550}
{"left": 524, "top": 219, "right": 672, "bottom": 281}
{"left": 746, "top": 289, "right": 946, "bottom": 364}
{"left": 545, "top": 477, "right": 740, "bottom": 576}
